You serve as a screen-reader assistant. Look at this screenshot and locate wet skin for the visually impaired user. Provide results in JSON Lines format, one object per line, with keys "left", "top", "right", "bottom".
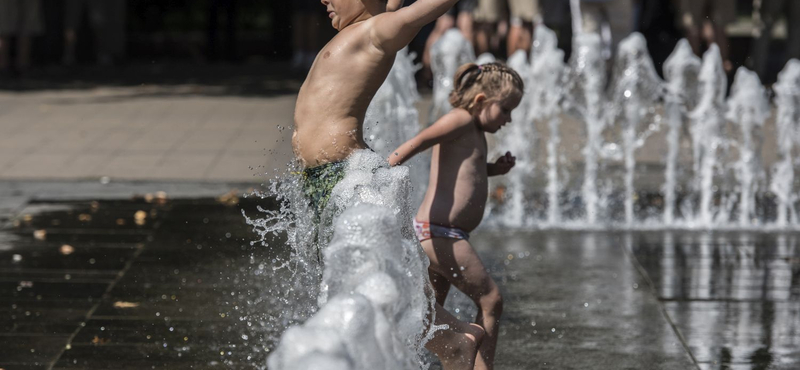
{"left": 292, "top": 0, "right": 461, "bottom": 167}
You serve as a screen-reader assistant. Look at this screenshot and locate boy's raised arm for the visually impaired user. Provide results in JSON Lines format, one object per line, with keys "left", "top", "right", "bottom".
{"left": 372, "top": 0, "right": 461, "bottom": 53}
{"left": 388, "top": 111, "right": 470, "bottom": 166}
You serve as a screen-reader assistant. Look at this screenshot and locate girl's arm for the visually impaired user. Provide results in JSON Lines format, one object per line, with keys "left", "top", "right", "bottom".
{"left": 388, "top": 110, "right": 472, "bottom": 166}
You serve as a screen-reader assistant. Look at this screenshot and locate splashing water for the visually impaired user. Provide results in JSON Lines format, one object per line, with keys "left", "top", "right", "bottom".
{"left": 429, "top": 29, "right": 476, "bottom": 124}
{"left": 364, "top": 48, "right": 429, "bottom": 206}
{"left": 475, "top": 52, "right": 496, "bottom": 65}
{"left": 770, "top": 59, "right": 800, "bottom": 227}
{"left": 565, "top": 33, "right": 607, "bottom": 224}
{"left": 257, "top": 150, "right": 435, "bottom": 370}
{"left": 689, "top": 45, "right": 727, "bottom": 226}
{"left": 609, "top": 33, "right": 663, "bottom": 225}
{"left": 662, "top": 39, "right": 701, "bottom": 225}
{"left": 727, "top": 67, "right": 769, "bottom": 226}
{"left": 490, "top": 50, "right": 534, "bottom": 227}
{"left": 531, "top": 24, "right": 567, "bottom": 225}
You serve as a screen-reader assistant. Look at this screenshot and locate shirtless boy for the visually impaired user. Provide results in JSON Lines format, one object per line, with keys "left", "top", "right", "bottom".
{"left": 389, "top": 62, "right": 524, "bottom": 370}
{"left": 291, "top": 0, "right": 484, "bottom": 368}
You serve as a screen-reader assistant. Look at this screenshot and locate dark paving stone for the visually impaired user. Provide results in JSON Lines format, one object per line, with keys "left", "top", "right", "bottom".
{"left": 0, "top": 243, "right": 139, "bottom": 272}
{"left": 0, "top": 299, "right": 93, "bottom": 334}
{"left": 0, "top": 334, "right": 69, "bottom": 363}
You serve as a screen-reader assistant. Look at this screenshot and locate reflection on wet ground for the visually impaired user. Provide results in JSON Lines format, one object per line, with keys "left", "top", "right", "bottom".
{"left": 1, "top": 196, "right": 798, "bottom": 369}
{"left": 630, "top": 232, "right": 800, "bottom": 370}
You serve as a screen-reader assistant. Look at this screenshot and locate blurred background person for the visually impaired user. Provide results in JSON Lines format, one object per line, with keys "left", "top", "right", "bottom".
{"left": 676, "top": 0, "right": 736, "bottom": 72}
{"left": 0, "top": 0, "right": 43, "bottom": 75}
{"left": 422, "top": 0, "right": 476, "bottom": 85}
{"left": 572, "top": 0, "right": 635, "bottom": 60}
{"left": 473, "top": 0, "right": 509, "bottom": 57}
{"left": 506, "top": 0, "right": 540, "bottom": 56}
{"left": 750, "top": 0, "right": 800, "bottom": 81}
{"left": 64, "top": 0, "right": 126, "bottom": 66}
{"left": 207, "top": 0, "right": 238, "bottom": 62}
{"left": 291, "top": 0, "right": 323, "bottom": 72}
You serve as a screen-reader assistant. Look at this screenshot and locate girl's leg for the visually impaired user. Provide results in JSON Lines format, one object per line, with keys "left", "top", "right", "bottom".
{"left": 421, "top": 238, "right": 503, "bottom": 370}
{"left": 424, "top": 303, "right": 484, "bottom": 370}
{"left": 429, "top": 268, "right": 452, "bottom": 306}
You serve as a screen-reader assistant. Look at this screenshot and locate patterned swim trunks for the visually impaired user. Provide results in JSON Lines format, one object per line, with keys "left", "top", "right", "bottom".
{"left": 302, "top": 161, "right": 347, "bottom": 218}
{"left": 413, "top": 219, "right": 470, "bottom": 242}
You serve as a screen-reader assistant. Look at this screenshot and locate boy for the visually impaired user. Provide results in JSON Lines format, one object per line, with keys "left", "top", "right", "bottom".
{"left": 292, "top": 0, "right": 484, "bottom": 368}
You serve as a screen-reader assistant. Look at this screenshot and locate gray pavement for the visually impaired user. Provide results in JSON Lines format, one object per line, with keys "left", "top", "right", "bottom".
{"left": 0, "top": 87, "right": 296, "bottom": 182}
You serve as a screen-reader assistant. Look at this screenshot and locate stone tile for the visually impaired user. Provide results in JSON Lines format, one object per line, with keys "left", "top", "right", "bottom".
{"left": 0, "top": 335, "right": 69, "bottom": 364}
{"left": 172, "top": 130, "right": 238, "bottom": 153}
{"left": 148, "top": 153, "right": 218, "bottom": 180}
{"left": 1, "top": 154, "right": 72, "bottom": 179}
{"left": 202, "top": 152, "right": 269, "bottom": 181}
{"left": 121, "top": 131, "right": 186, "bottom": 152}
{"left": 70, "top": 128, "right": 138, "bottom": 153}
{"left": 95, "top": 154, "right": 163, "bottom": 179}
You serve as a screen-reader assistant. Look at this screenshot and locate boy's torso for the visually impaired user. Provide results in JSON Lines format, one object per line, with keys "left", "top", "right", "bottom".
{"left": 417, "top": 124, "right": 489, "bottom": 232}
{"left": 293, "top": 19, "right": 397, "bottom": 168}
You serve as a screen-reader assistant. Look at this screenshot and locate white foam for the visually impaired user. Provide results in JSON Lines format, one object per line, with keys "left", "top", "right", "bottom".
{"left": 269, "top": 150, "right": 434, "bottom": 370}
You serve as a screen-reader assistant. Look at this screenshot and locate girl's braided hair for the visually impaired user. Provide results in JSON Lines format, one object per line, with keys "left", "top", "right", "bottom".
{"left": 449, "top": 62, "right": 525, "bottom": 114}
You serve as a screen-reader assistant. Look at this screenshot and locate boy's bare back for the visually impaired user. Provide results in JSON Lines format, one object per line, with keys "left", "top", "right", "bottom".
{"left": 292, "top": 0, "right": 461, "bottom": 168}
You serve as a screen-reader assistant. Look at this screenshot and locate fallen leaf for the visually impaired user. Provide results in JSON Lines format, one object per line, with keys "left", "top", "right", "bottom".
{"left": 60, "top": 245, "right": 75, "bottom": 255}
{"left": 134, "top": 211, "right": 147, "bottom": 226}
{"left": 91, "top": 336, "right": 110, "bottom": 345}
{"left": 33, "top": 230, "right": 47, "bottom": 240}
{"left": 217, "top": 189, "right": 240, "bottom": 206}
{"left": 113, "top": 301, "right": 140, "bottom": 308}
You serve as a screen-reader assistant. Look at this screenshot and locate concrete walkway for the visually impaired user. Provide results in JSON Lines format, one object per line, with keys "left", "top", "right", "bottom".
{"left": 0, "top": 86, "right": 296, "bottom": 182}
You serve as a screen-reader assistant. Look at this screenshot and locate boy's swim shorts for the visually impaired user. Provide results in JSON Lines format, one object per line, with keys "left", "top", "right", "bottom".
{"left": 302, "top": 161, "right": 347, "bottom": 218}
{"left": 413, "top": 219, "right": 470, "bottom": 242}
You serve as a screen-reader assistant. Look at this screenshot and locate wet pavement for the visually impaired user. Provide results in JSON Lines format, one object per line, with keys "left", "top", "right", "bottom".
{"left": 1, "top": 190, "right": 798, "bottom": 369}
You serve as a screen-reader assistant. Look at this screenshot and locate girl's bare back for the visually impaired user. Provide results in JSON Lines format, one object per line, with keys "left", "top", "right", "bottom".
{"left": 416, "top": 115, "right": 489, "bottom": 232}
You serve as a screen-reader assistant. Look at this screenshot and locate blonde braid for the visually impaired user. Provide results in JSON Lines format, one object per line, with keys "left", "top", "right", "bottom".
{"left": 449, "top": 62, "right": 524, "bottom": 114}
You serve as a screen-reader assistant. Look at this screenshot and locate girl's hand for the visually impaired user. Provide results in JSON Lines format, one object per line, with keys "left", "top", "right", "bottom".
{"left": 493, "top": 151, "right": 516, "bottom": 175}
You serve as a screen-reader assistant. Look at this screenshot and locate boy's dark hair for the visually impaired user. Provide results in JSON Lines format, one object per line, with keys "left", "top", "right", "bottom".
{"left": 449, "top": 62, "right": 524, "bottom": 114}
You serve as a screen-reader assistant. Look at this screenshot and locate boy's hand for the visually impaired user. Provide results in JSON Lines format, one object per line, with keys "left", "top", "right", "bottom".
{"left": 492, "top": 151, "right": 516, "bottom": 175}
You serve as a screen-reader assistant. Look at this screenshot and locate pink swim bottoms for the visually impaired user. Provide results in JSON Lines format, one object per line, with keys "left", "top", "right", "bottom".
{"left": 413, "top": 219, "right": 470, "bottom": 242}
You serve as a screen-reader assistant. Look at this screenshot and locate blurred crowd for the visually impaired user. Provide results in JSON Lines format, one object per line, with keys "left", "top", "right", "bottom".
{"left": 0, "top": 0, "right": 798, "bottom": 84}
{"left": 417, "top": 0, "right": 799, "bottom": 82}
{"left": 0, "top": 0, "right": 126, "bottom": 76}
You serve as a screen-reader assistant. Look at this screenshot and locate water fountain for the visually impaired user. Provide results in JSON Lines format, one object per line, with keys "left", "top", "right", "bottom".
{"left": 565, "top": 32, "right": 607, "bottom": 224}
{"left": 364, "top": 48, "right": 429, "bottom": 205}
{"left": 770, "top": 59, "right": 800, "bottom": 227}
{"left": 529, "top": 25, "right": 567, "bottom": 225}
{"left": 260, "top": 151, "right": 434, "bottom": 370}
{"left": 428, "top": 29, "right": 476, "bottom": 125}
{"left": 688, "top": 45, "right": 727, "bottom": 226}
{"left": 662, "top": 39, "right": 701, "bottom": 225}
{"left": 609, "top": 33, "right": 663, "bottom": 225}
{"left": 727, "top": 67, "right": 769, "bottom": 226}
{"left": 492, "top": 50, "right": 534, "bottom": 227}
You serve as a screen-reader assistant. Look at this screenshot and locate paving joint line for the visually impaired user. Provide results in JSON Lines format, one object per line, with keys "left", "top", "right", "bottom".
{"left": 619, "top": 235, "right": 702, "bottom": 370}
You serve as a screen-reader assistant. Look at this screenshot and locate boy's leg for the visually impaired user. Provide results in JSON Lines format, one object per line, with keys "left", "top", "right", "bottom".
{"left": 425, "top": 302, "right": 484, "bottom": 370}
{"left": 421, "top": 238, "right": 503, "bottom": 370}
